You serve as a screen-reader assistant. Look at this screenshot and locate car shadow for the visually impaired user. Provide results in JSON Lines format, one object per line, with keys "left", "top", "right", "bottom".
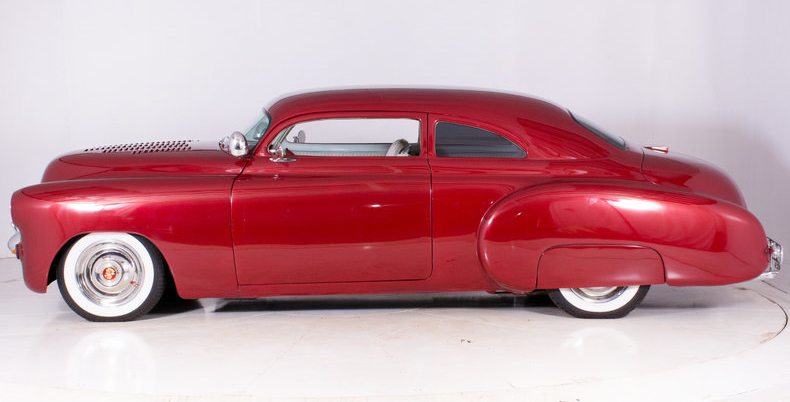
{"left": 212, "top": 291, "right": 555, "bottom": 313}
{"left": 147, "top": 295, "right": 203, "bottom": 316}
{"left": 145, "top": 285, "right": 781, "bottom": 320}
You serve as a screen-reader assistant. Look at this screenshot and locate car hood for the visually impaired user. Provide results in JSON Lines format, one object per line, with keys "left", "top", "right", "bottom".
{"left": 41, "top": 140, "right": 248, "bottom": 182}
{"left": 641, "top": 148, "right": 746, "bottom": 207}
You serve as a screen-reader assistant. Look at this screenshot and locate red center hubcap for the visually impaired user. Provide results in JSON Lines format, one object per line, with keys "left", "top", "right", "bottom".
{"left": 102, "top": 267, "right": 117, "bottom": 281}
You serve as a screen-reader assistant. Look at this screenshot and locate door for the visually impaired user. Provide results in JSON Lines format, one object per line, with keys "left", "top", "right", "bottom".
{"left": 427, "top": 115, "right": 534, "bottom": 286}
{"left": 231, "top": 112, "right": 432, "bottom": 285}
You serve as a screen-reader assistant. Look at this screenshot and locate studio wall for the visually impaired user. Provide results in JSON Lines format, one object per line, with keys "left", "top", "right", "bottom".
{"left": 1, "top": 0, "right": 787, "bottom": 287}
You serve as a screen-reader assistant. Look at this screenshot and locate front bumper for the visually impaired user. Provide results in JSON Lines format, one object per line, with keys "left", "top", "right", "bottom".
{"left": 7, "top": 226, "right": 20, "bottom": 258}
{"left": 761, "top": 237, "right": 783, "bottom": 279}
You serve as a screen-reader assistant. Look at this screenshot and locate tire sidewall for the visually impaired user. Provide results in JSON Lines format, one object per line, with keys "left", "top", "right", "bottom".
{"left": 58, "top": 232, "right": 161, "bottom": 321}
{"left": 549, "top": 285, "right": 650, "bottom": 319}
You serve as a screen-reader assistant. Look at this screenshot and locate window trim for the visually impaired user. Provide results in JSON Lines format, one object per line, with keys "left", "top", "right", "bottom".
{"left": 255, "top": 111, "right": 428, "bottom": 158}
{"left": 270, "top": 118, "right": 420, "bottom": 157}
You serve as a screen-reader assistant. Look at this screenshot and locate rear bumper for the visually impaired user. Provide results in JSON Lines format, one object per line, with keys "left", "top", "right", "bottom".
{"left": 760, "top": 237, "right": 783, "bottom": 279}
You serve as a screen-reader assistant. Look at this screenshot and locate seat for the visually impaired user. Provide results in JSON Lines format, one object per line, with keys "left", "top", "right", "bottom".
{"left": 385, "top": 139, "right": 410, "bottom": 156}
{"left": 292, "top": 130, "right": 306, "bottom": 143}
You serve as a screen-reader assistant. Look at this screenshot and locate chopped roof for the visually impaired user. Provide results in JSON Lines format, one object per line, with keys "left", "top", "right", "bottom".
{"left": 266, "top": 88, "right": 575, "bottom": 129}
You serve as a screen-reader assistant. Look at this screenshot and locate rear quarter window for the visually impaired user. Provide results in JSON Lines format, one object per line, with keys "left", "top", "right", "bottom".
{"left": 435, "top": 122, "right": 526, "bottom": 158}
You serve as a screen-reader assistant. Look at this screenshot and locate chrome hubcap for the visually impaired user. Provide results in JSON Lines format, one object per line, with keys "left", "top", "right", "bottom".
{"left": 570, "top": 286, "right": 627, "bottom": 302}
{"left": 75, "top": 241, "right": 144, "bottom": 307}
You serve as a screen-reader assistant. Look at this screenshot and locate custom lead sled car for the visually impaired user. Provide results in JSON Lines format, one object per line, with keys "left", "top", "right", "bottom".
{"left": 9, "top": 89, "right": 783, "bottom": 321}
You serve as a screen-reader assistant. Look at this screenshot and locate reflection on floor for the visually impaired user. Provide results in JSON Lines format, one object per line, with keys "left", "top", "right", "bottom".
{"left": 0, "top": 257, "right": 788, "bottom": 401}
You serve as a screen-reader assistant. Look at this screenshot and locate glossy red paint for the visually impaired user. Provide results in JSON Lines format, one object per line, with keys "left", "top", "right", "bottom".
{"left": 42, "top": 140, "right": 244, "bottom": 182}
{"left": 478, "top": 181, "right": 767, "bottom": 289}
{"left": 642, "top": 149, "right": 746, "bottom": 207}
{"left": 537, "top": 245, "right": 665, "bottom": 289}
{"left": 232, "top": 158, "right": 433, "bottom": 285}
{"left": 262, "top": 89, "right": 612, "bottom": 160}
{"left": 9, "top": 88, "right": 774, "bottom": 305}
{"left": 12, "top": 176, "right": 240, "bottom": 297}
{"left": 232, "top": 111, "right": 432, "bottom": 286}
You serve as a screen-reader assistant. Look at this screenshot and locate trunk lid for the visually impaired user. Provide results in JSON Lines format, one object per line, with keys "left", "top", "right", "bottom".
{"left": 641, "top": 148, "right": 746, "bottom": 207}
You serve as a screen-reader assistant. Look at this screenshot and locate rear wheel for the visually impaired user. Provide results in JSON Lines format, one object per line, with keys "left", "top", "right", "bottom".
{"left": 548, "top": 285, "right": 650, "bottom": 318}
{"left": 57, "top": 232, "right": 165, "bottom": 322}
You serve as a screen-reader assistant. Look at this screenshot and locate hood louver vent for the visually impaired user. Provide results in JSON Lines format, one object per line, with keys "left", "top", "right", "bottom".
{"left": 86, "top": 140, "right": 194, "bottom": 154}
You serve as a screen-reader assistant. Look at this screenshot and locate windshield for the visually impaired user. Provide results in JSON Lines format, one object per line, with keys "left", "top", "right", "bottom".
{"left": 242, "top": 111, "right": 271, "bottom": 148}
{"left": 570, "top": 112, "right": 627, "bottom": 150}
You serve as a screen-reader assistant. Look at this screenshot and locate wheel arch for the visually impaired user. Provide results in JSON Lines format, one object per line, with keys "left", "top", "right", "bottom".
{"left": 47, "top": 232, "right": 177, "bottom": 295}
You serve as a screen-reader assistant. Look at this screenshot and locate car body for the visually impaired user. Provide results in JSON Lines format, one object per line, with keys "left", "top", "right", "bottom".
{"left": 9, "top": 88, "right": 783, "bottom": 321}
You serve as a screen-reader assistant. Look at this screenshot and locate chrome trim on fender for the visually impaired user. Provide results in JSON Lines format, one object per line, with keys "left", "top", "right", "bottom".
{"left": 761, "top": 237, "right": 783, "bottom": 279}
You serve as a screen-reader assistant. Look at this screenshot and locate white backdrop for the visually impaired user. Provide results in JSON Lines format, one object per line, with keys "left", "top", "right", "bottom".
{"left": 1, "top": 0, "right": 788, "bottom": 268}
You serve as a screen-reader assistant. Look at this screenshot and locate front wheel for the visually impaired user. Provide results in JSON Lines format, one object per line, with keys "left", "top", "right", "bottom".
{"left": 57, "top": 232, "right": 165, "bottom": 322}
{"left": 548, "top": 285, "right": 650, "bottom": 318}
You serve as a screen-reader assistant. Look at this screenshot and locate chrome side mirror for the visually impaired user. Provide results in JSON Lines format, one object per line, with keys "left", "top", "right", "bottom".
{"left": 219, "top": 131, "right": 248, "bottom": 157}
{"left": 269, "top": 143, "right": 295, "bottom": 163}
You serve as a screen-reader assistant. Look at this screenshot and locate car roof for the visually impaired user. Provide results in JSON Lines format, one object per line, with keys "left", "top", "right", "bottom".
{"left": 264, "top": 88, "right": 626, "bottom": 160}
{"left": 267, "top": 88, "right": 576, "bottom": 130}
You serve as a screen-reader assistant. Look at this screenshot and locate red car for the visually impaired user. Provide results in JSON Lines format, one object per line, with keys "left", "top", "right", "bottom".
{"left": 9, "top": 88, "right": 782, "bottom": 321}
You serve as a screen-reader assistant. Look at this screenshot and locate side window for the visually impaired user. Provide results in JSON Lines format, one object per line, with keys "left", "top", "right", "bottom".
{"left": 434, "top": 122, "right": 526, "bottom": 158}
{"left": 272, "top": 118, "right": 420, "bottom": 157}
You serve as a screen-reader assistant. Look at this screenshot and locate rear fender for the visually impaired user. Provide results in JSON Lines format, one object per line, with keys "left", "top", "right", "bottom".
{"left": 477, "top": 181, "right": 768, "bottom": 291}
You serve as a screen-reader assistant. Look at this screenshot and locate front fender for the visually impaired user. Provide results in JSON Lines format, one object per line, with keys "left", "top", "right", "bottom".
{"left": 11, "top": 176, "right": 239, "bottom": 298}
{"left": 477, "top": 181, "right": 769, "bottom": 291}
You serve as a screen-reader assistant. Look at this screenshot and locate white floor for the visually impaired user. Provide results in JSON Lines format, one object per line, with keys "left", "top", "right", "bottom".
{"left": 1, "top": 258, "right": 788, "bottom": 402}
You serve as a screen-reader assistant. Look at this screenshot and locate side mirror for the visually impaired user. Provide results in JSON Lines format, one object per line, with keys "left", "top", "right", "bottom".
{"left": 219, "top": 131, "right": 249, "bottom": 157}
{"left": 268, "top": 143, "right": 295, "bottom": 163}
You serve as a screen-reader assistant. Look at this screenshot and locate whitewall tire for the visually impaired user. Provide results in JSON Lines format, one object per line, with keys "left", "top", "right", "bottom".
{"left": 57, "top": 233, "right": 165, "bottom": 322}
{"left": 548, "top": 285, "right": 650, "bottom": 319}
